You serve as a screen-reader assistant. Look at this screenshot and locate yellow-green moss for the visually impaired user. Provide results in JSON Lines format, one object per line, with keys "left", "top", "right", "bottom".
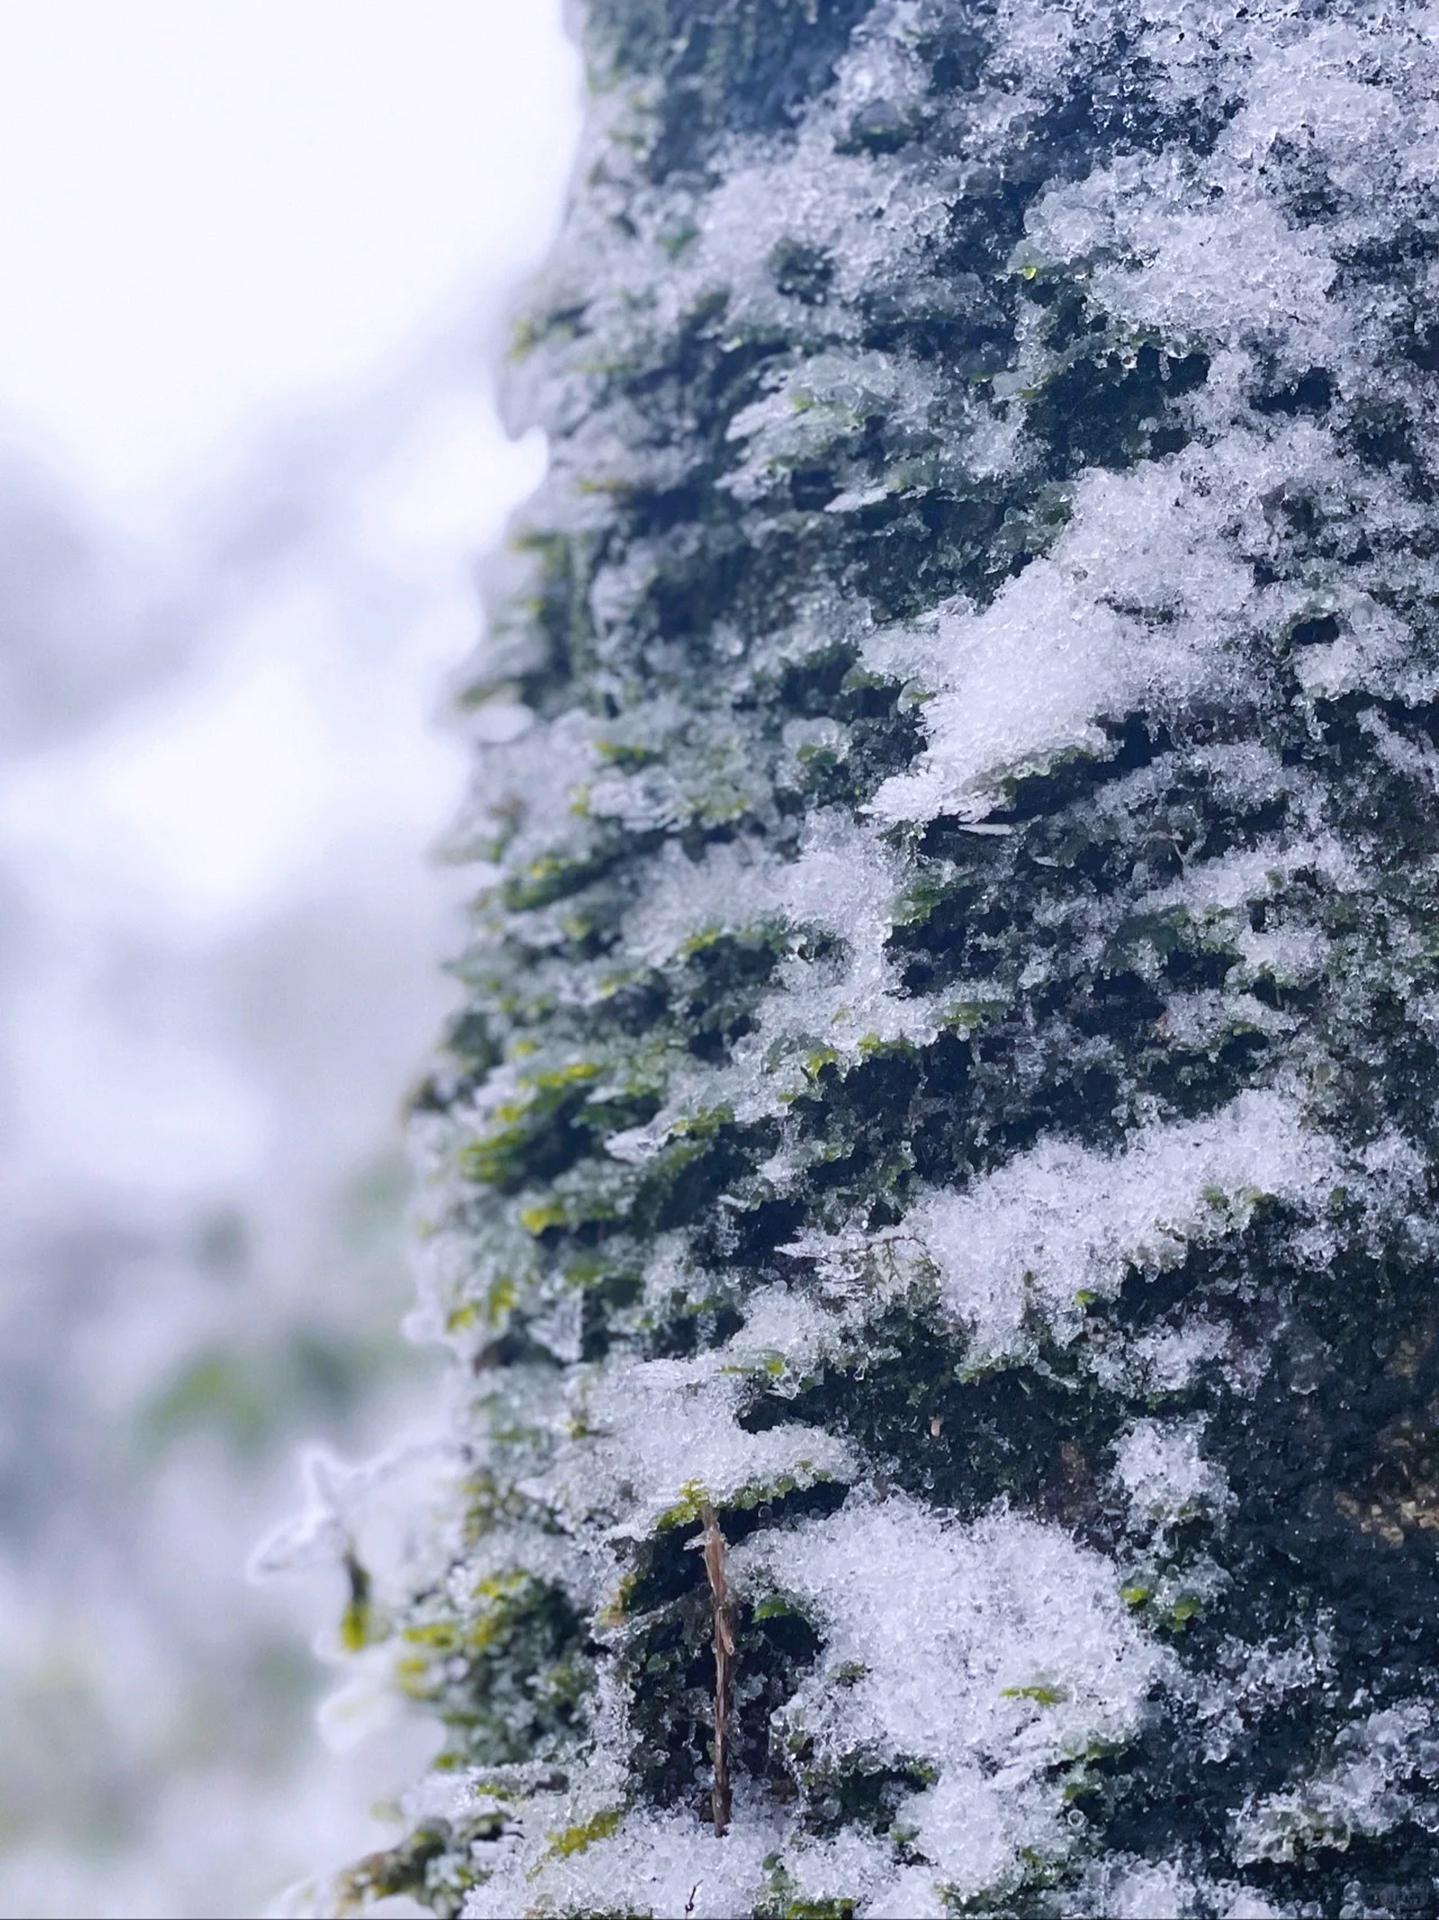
{"left": 543, "top": 1807, "right": 623, "bottom": 1861}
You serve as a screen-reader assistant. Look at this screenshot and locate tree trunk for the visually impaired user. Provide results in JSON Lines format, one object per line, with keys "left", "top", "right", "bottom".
{"left": 337, "top": 4, "right": 1439, "bottom": 1914}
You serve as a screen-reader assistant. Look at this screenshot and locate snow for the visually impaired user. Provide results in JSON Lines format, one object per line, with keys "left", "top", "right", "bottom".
{"left": 622, "top": 811, "right": 904, "bottom": 972}
{"left": 1063, "top": 1856, "right": 1288, "bottom": 1920}
{"left": 734, "top": 1495, "right": 1166, "bottom": 1905}
{"left": 1111, "top": 1417, "right": 1232, "bottom": 1539}
{"left": 463, "top": 1805, "right": 780, "bottom": 1920}
{"left": 903, "top": 1090, "right": 1339, "bottom": 1362}
{"left": 522, "top": 1348, "right": 857, "bottom": 1543}
{"left": 1236, "top": 1701, "right": 1439, "bottom": 1867}
{"left": 314, "top": 0, "right": 1439, "bottom": 1910}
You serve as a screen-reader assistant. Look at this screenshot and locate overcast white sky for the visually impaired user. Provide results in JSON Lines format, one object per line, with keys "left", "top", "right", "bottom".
{"left": 0, "top": 18, "right": 586, "bottom": 1913}
{"left": 0, "top": 3, "right": 582, "bottom": 1199}
{"left": 0, "top": 0, "right": 578, "bottom": 509}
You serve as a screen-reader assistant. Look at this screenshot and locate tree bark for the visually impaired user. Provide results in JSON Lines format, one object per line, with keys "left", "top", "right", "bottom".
{"left": 339, "top": 4, "right": 1439, "bottom": 1915}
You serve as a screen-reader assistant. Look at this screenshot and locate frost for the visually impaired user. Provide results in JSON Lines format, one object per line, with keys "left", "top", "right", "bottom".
{"left": 449, "top": 706, "right": 599, "bottom": 874}
{"left": 1112, "top": 1417, "right": 1232, "bottom": 1539}
{"left": 347, "top": 0, "right": 1439, "bottom": 1909}
{"left": 1236, "top": 1701, "right": 1439, "bottom": 1866}
{"left": 902, "top": 1090, "right": 1338, "bottom": 1361}
{"left": 1190, "top": 1628, "right": 1336, "bottom": 1769}
{"left": 1062, "top": 1856, "right": 1287, "bottom": 1920}
{"left": 623, "top": 810, "right": 904, "bottom": 971}
{"left": 697, "top": 125, "right": 954, "bottom": 340}
{"left": 613, "top": 810, "right": 936, "bottom": 1146}
{"left": 1031, "top": 156, "right": 1341, "bottom": 357}
{"left": 462, "top": 1805, "right": 780, "bottom": 1920}
{"left": 720, "top": 350, "right": 922, "bottom": 505}
{"left": 1130, "top": 1318, "right": 1235, "bottom": 1394}
{"left": 524, "top": 1346, "right": 856, "bottom": 1543}
{"left": 866, "top": 449, "right": 1273, "bottom": 825}
{"left": 1142, "top": 837, "right": 1358, "bottom": 920}
{"left": 735, "top": 1495, "right": 1165, "bottom": 1904}
{"left": 251, "top": 1439, "right": 459, "bottom": 1597}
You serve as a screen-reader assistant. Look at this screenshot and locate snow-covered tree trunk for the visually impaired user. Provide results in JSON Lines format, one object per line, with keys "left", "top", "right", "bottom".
{"left": 330, "top": 3, "right": 1439, "bottom": 1914}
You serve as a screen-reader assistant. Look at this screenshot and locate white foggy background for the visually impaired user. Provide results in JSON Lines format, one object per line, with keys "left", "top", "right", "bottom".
{"left": 0, "top": 6, "right": 580, "bottom": 1914}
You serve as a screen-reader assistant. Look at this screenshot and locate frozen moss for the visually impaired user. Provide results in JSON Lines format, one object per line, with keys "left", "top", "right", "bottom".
{"left": 304, "top": 1, "right": 1439, "bottom": 1914}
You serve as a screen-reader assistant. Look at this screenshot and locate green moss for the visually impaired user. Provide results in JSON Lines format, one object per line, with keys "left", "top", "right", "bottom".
{"left": 502, "top": 851, "right": 608, "bottom": 913}
{"left": 333, "top": 1825, "right": 450, "bottom": 1914}
{"left": 520, "top": 1199, "right": 570, "bottom": 1237}
{"left": 759, "top": 1858, "right": 859, "bottom": 1920}
{"left": 1107, "top": 906, "right": 1200, "bottom": 964}
{"left": 458, "top": 1061, "right": 609, "bottom": 1192}
{"left": 514, "top": 1170, "right": 627, "bottom": 1241}
{"left": 653, "top": 1479, "right": 709, "bottom": 1532}
{"left": 506, "top": 305, "right": 583, "bottom": 363}
{"left": 394, "top": 1574, "right": 589, "bottom": 1768}
{"left": 563, "top": 1252, "right": 616, "bottom": 1287}
{"left": 598, "top": 1569, "right": 639, "bottom": 1630}
{"left": 596, "top": 739, "right": 662, "bottom": 770}
{"left": 856, "top": 1032, "right": 917, "bottom": 1062}
{"left": 753, "top": 1595, "right": 804, "bottom": 1622}
{"left": 543, "top": 1807, "right": 623, "bottom": 1861}
{"left": 529, "top": 1060, "right": 603, "bottom": 1092}
{"left": 469, "top": 1572, "right": 530, "bottom": 1650}
{"left": 402, "top": 1620, "right": 462, "bottom": 1653}
{"left": 654, "top": 1462, "right": 843, "bottom": 1535}
{"left": 484, "top": 1274, "right": 519, "bottom": 1324}
{"left": 1061, "top": 1769, "right": 1102, "bottom": 1806}
{"left": 721, "top": 1347, "right": 787, "bottom": 1380}
{"left": 673, "top": 1104, "right": 733, "bottom": 1140}
{"left": 338, "top": 3, "right": 1439, "bottom": 1909}
{"left": 339, "top": 1595, "right": 376, "bottom": 1655}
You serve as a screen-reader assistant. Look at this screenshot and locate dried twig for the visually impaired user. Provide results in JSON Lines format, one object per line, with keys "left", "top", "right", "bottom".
{"left": 699, "top": 1499, "right": 736, "bottom": 1836}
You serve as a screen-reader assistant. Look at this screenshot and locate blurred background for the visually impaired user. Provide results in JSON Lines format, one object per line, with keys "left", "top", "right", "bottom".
{"left": 0, "top": 5, "right": 578, "bottom": 1913}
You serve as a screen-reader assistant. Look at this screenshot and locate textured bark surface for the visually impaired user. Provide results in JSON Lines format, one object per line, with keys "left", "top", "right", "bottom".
{"left": 325, "top": 4, "right": 1439, "bottom": 1914}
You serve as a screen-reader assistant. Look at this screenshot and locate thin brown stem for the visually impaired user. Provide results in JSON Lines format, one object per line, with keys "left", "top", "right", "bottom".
{"left": 699, "top": 1499, "right": 735, "bottom": 1837}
